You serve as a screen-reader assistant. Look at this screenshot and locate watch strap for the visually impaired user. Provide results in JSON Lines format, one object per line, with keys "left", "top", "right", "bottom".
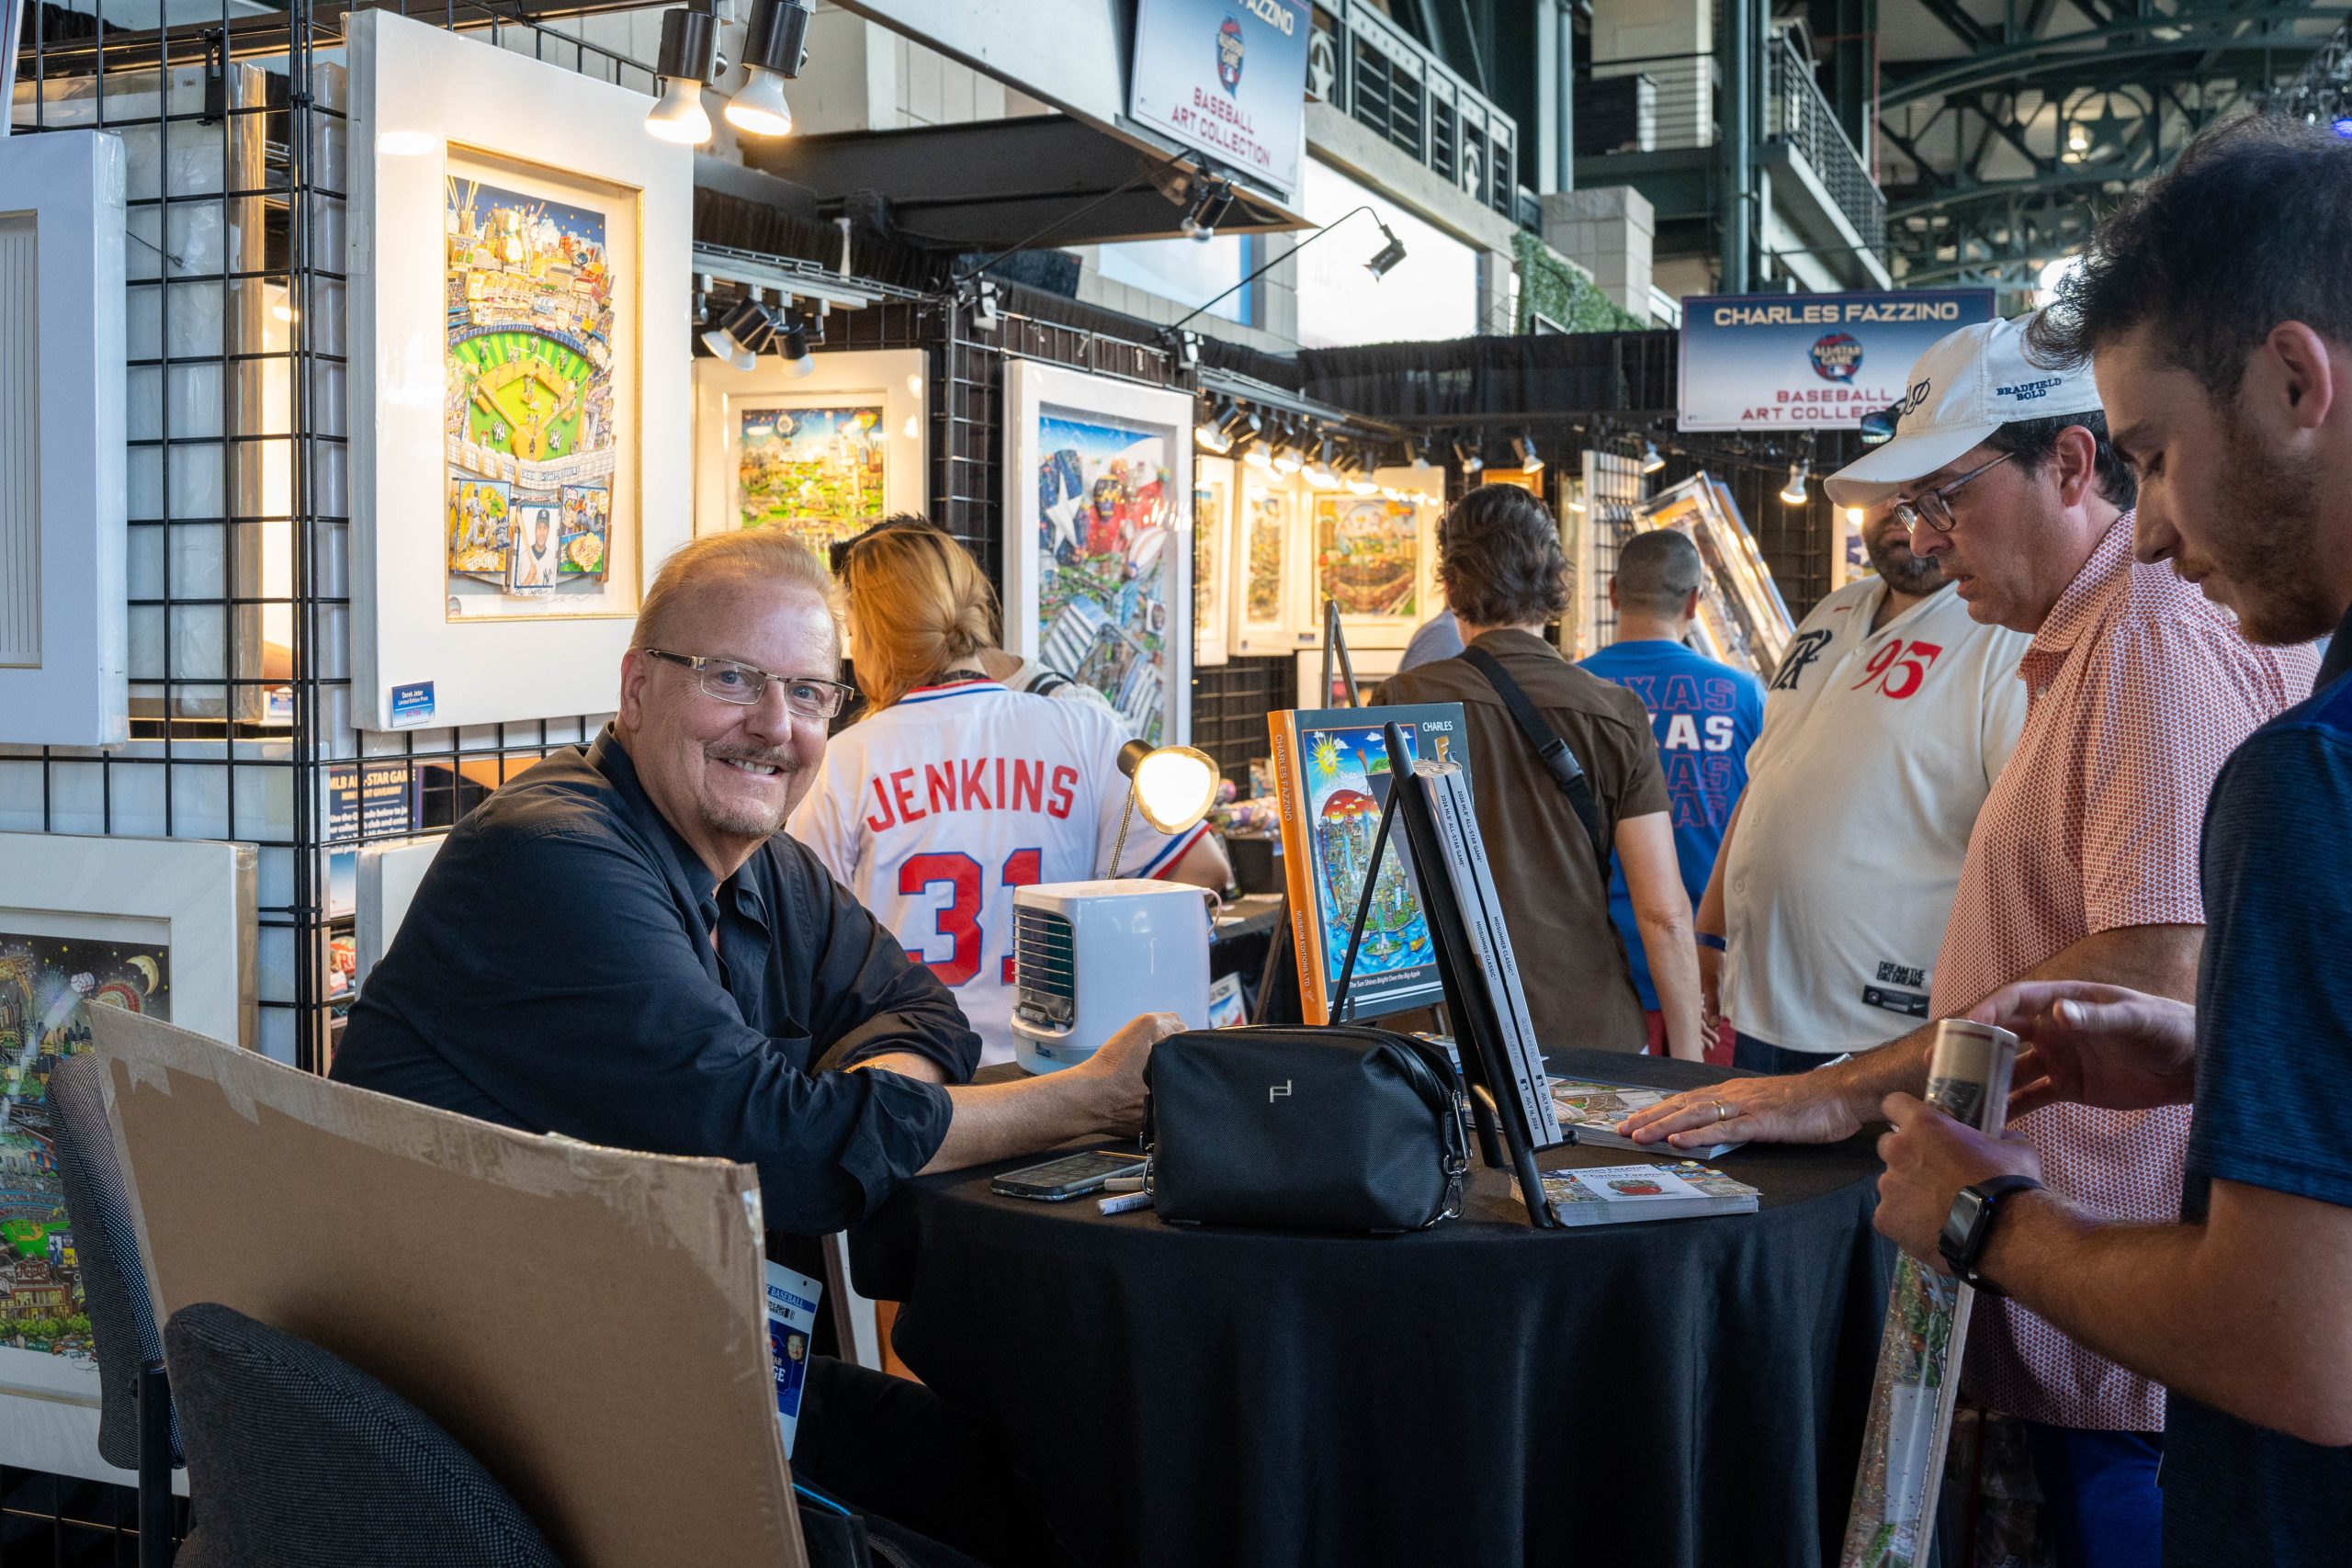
{"left": 1943, "top": 1174, "right": 2041, "bottom": 1295}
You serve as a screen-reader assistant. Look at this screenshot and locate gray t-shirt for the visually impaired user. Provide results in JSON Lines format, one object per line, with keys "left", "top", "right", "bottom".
{"left": 1399, "top": 611, "right": 1464, "bottom": 671}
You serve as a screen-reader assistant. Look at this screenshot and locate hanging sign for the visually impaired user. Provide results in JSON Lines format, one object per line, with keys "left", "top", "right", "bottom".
{"left": 1678, "top": 289, "right": 1998, "bottom": 432}
{"left": 1129, "top": 0, "right": 1311, "bottom": 198}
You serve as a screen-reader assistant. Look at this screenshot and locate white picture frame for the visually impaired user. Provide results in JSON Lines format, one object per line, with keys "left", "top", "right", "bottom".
{"left": 0, "top": 832, "right": 254, "bottom": 1483}
{"left": 346, "top": 9, "right": 692, "bottom": 733}
{"left": 1295, "top": 646, "right": 1406, "bottom": 709}
{"left": 355, "top": 833, "right": 448, "bottom": 994}
{"left": 1304, "top": 468, "right": 1443, "bottom": 651}
{"left": 1001, "top": 359, "right": 1192, "bottom": 746}
{"left": 1192, "top": 455, "right": 1235, "bottom": 668}
{"left": 692, "top": 348, "right": 927, "bottom": 550}
{"left": 1229, "top": 464, "right": 1318, "bottom": 658}
{"left": 0, "top": 130, "right": 128, "bottom": 748}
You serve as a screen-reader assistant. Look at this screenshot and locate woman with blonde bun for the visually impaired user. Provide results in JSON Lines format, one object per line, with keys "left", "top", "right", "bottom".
{"left": 789, "top": 515, "right": 1229, "bottom": 1064}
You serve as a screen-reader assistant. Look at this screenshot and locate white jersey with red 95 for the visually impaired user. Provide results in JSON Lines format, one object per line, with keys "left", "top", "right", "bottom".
{"left": 786, "top": 679, "right": 1206, "bottom": 1065}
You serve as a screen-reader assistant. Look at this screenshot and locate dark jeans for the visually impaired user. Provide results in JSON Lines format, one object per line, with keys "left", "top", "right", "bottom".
{"left": 1732, "top": 1032, "right": 1837, "bottom": 1076}
{"left": 2018, "top": 1421, "right": 2164, "bottom": 1568}
{"left": 796, "top": 1354, "right": 1080, "bottom": 1568}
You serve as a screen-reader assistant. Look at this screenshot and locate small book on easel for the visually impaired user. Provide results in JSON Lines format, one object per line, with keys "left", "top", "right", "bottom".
{"left": 1523, "top": 1161, "right": 1760, "bottom": 1227}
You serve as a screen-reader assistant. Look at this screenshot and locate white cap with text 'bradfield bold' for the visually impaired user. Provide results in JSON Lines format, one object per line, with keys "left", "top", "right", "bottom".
{"left": 1823, "top": 310, "right": 2105, "bottom": 510}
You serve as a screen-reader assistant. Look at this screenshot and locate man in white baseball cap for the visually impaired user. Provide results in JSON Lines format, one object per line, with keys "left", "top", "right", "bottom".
{"left": 1628, "top": 311, "right": 2317, "bottom": 1566}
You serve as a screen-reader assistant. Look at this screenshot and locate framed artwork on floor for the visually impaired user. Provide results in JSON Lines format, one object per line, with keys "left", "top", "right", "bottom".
{"left": 0, "top": 832, "right": 254, "bottom": 1484}
{"left": 1632, "top": 472, "right": 1795, "bottom": 678}
{"left": 346, "top": 8, "right": 692, "bottom": 732}
{"left": 1002, "top": 360, "right": 1192, "bottom": 745}
{"left": 0, "top": 130, "right": 127, "bottom": 747}
{"left": 692, "top": 348, "right": 927, "bottom": 558}
{"left": 1193, "top": 456, "right": 1235, "bottom": 668}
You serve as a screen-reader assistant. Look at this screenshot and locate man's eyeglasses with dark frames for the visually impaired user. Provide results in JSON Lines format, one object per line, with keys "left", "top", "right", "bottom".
{"left": 1892, "top": 451, "right": 2013, "bottom": 536}
{"left": 642, "top": 649, "right": 854, "bottom": 720}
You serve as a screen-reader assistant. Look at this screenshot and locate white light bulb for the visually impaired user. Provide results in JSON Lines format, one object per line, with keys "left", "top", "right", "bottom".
{"left": 1132, "top": 747, "right": 1220, "bottom": 834}
{"left": 724, "top": 67, "right": 794, "bottom": 137}
{"left": 645, "top": 78, "right": 713, "bottom": 145}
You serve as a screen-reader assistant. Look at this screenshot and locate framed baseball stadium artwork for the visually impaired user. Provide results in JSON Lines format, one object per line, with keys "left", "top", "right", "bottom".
{"left": 691, "top": 349, "right": 927, "bottom": 559}
{"left": 1002, "top": 360, "right": 1193, "bottom": 746}
{"left": 0, "top": 832, "right": 254, "bottom": 1484}
{"left": 346, "top": 9, "right": 692, "bottom": 732}
{"left": 1310, "top": 467, "right": 1442, "bottom": 650}
{"left": 1193, "top": 456, "right": 1235, "bottom": 668}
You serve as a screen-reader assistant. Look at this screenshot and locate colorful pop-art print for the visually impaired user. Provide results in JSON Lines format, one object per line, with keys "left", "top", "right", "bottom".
{"left": 0, "top": 932, "right": 172, "bottom": 1382}
{"left": 505, "top": 502, "right": 563, "bottom": 592}
{"left": 444, "top": 175, "right": 620, "bottom": 619}
{"left": 1193, "top": 469, "right": 1230, "bottom": 665}
{"left": 736, "top": 405, "right": 887, "bottom": 552}
{"left": 559, "top": 485, "right": 610, "bottom": 579}
{"left": 1303, "top": 725, "right": 1432, "bottom": 994}
{"left": 1033, "top": 412, "right": 1176, "bottom": 743}
{"left": 1244, "top": 485, "right": 1289, "bottom": 625}
{"left": 1315, "top": 495, "right": 1421, "bottom": 618}
{"left": 447, "top": 478, "right": 513, "bottom": 580}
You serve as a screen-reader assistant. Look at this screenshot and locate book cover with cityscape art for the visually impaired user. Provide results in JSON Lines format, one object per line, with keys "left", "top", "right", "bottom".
{"left": 444, "top": 174, "right": 618, "bottom": 617}
{"left": 1033, "top": 412, "right": 1176, "bottom": 743}
{"left": 0, "top": 932, "right": 170, "bottom": 1395}
{"left": 735, "top": 405, "right": 887, "bottom": 555}
{"left": 1315, "top": 495, "right": 1422, "bottom": 620}
{"left": 1267, "top": 705, "right": 1466, "bottom": 1022}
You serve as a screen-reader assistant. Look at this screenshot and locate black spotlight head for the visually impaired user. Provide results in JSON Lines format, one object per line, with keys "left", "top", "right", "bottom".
{"left": 1365, "top": 221, "right": 1408, "bottom": 279}
{"left": 1182, "top": 176, "right": 1238, "bottom": 243}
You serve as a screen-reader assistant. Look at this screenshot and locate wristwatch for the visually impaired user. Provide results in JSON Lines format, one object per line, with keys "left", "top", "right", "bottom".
{"left": 1937, "top": 1174, "right": 2041, "bottom": 1296}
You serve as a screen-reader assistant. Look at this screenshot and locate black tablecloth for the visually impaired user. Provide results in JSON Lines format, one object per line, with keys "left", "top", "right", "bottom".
{"left": 850, "top": 1049, "right": 1893, "bottom": 1568}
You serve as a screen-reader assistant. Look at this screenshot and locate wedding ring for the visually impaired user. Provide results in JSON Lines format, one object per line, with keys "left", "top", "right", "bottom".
{"left": 1713, "top": 1100, "right": 1732, "bottom": 1123}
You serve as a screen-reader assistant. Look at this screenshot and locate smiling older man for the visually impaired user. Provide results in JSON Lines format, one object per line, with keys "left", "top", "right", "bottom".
{"left": 336, "top": 528, "right": 1168, "bottom": 1565}
{"left": 1623, "top": 314, "right": 2315, "bottom": 1566}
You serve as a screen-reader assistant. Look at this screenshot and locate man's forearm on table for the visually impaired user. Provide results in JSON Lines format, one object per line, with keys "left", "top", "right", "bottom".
{"left": 923, "top": 1073, "right": 1109, "bottom": 1174}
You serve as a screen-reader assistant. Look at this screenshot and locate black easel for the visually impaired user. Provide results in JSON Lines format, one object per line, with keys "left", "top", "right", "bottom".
{"left": 1324, "top": 722, "right": 1559, "bottom": 1227}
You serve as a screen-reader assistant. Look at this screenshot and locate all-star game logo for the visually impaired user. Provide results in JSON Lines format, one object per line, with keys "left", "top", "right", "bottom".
{"left": 1217, "top": 16, "right": 1246, "bottom": 92}
{"left": 1810, "top": 331, "right": 1863, "bottom": 383}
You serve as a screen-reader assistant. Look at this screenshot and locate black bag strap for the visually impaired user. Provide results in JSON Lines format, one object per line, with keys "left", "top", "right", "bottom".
{"left": 1460, "top": 645, "right": 1611, "bottom": 871}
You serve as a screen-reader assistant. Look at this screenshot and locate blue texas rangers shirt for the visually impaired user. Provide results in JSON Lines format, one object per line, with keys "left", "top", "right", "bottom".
{"left": 1577, "top": 637, "right": 1766, "bottom": 1010}
{"left": 2162, "top": 611, "right": 2352, "bottom": 1566}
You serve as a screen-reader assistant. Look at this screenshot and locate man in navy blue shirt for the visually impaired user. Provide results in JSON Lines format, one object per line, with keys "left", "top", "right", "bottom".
{"left": 1579, "top": 530, "right": 1764, "bottom": 1055}
{"left": 1869, "top": 118, "right": 2352, "bottom": 1564}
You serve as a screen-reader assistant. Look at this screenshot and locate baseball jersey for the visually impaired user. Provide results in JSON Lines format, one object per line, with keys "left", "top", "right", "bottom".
{"left": 1577, "top": 638, "right": 1766, "bottom": 1010}
{"left": 786, "top": 679, "right": 1207, "bottom": 1065}
{"left": 1719, "top": 577, "right": 2030, "bottom": 1053}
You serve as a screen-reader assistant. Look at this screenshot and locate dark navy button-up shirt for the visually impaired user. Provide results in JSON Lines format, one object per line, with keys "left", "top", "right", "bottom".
{"left": 332, "top": 727, "right": 976, "bottom": 1235}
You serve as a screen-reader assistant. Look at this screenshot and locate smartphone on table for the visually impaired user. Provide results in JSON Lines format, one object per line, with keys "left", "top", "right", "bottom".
{"left": 991, "top": 1149, "right": 1146, "bottom": 1201}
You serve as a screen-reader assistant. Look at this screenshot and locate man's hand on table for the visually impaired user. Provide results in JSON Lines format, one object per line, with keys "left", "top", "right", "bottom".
{"left": 1963, "top": 980, "right": 2199, "bottom": 1119}
{"left": 1617, "top": 1066, "right": 1873, "bottom": 1150}
{"left": 1871, "top": 1093, "right": 2044, "bottom": 1268}
{"left": 1065, "top": 1010, "right": 1185, "bottom": 1135}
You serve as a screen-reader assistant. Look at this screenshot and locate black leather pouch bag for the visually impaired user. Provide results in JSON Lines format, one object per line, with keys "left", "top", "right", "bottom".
{"left": 1143, "top": 1024, "right": 1469, "bottom": 1234}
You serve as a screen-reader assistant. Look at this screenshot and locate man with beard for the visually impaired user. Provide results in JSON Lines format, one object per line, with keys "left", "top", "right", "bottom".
{"left": 1626, "top": 313, "right": 2316, "bottom": 1564}
{"left": 1863, "top": 118, "right": 2352, "bottom": 1564}
{"left": 335, "top": 527, "right": 1172, "bottom": 1565}
{"left": 1690, "top": 495, "right": 2028, "bottom": 1074}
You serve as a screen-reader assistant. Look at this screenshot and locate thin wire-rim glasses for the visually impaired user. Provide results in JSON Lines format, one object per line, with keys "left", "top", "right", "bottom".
{"left": 643, "top": 649, "right": 854, "bottom": 719}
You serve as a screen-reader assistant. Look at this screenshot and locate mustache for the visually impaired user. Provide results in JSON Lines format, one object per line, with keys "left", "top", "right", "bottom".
{"left": 708, "top": 748, "right": 803, "bottom": 773}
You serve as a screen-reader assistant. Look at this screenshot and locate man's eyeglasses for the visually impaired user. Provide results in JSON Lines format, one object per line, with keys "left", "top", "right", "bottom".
{"left": 1892, "top": 451, "right": 2013, "bottom": 536}
{"left": 642, "top": 649, "right": 854, "bottom": 719}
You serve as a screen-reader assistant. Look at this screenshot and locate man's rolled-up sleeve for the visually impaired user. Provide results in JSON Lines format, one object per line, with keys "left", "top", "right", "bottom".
{"left": 424, "top": 826, "right": 954, "bottom": 1235}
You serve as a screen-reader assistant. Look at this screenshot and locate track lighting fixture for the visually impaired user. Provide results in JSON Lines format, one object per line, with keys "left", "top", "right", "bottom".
{"left": 1364, "top": 220, "right": 1408, "bottom": 279}
{"left": 1219, "top": 403, "right": 1262, "bottom": 456}
{"left": 699, "top": 291, "right": 775, "bottom": 371}
{"left": 1270, "top": 423, "right": 1305, "bottom": 477}
{"left": 725, "top": 0, "right": 813, "bottom": 137}
{"left": 1181, "top": 176, "right": 1238, "bottom": 243}
{"left": 1639, "top": 438, "right": 1666, "bottom": 475}
{"left": 1196, "top": 397, "right": 1236, "bottom": 455}
{"left": 1453, "top": 434, "right": 1485, "bottom": 477}
{"left": 645, "top": 3, "right": 718, "bottom": 145}
{"left": 1306, "top": 435, "right": 1340, "bottom": 490}
{"left": 1511, "top": 430, "right": 1544, "bottom": 474}
{"left": 1780, "top": 459, "right": 1811, "bottom": 507}
{"left": 1411, "top": 434, "right": 1434, "bottom": 471}
{"left": 779, "top": 309, "right": 816, "bottom": 377}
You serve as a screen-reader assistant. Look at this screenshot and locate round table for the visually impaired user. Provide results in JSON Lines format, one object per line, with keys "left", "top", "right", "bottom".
{"left": 850, "top": 1048, "right": 1893, "bottom": 1568}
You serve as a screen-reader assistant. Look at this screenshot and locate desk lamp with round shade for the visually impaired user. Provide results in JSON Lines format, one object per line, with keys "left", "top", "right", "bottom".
{"left": 1009, "top": 741, "right": 1222, "bottom": 1075}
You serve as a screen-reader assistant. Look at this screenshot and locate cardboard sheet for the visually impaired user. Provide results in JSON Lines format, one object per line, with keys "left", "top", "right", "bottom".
{"left": 91, "top": 1008, "right": 805, "bottom": 1568}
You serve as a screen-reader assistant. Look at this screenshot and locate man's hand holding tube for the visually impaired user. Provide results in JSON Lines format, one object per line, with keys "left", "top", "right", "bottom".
{"left": 1962, "top": 980, "right": 2199, "bottom": 1118}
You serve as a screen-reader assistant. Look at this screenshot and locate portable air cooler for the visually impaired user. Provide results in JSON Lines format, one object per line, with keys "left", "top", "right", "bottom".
{"left": 1010, "top": 880, "right": 1213, "bottom": 1075}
